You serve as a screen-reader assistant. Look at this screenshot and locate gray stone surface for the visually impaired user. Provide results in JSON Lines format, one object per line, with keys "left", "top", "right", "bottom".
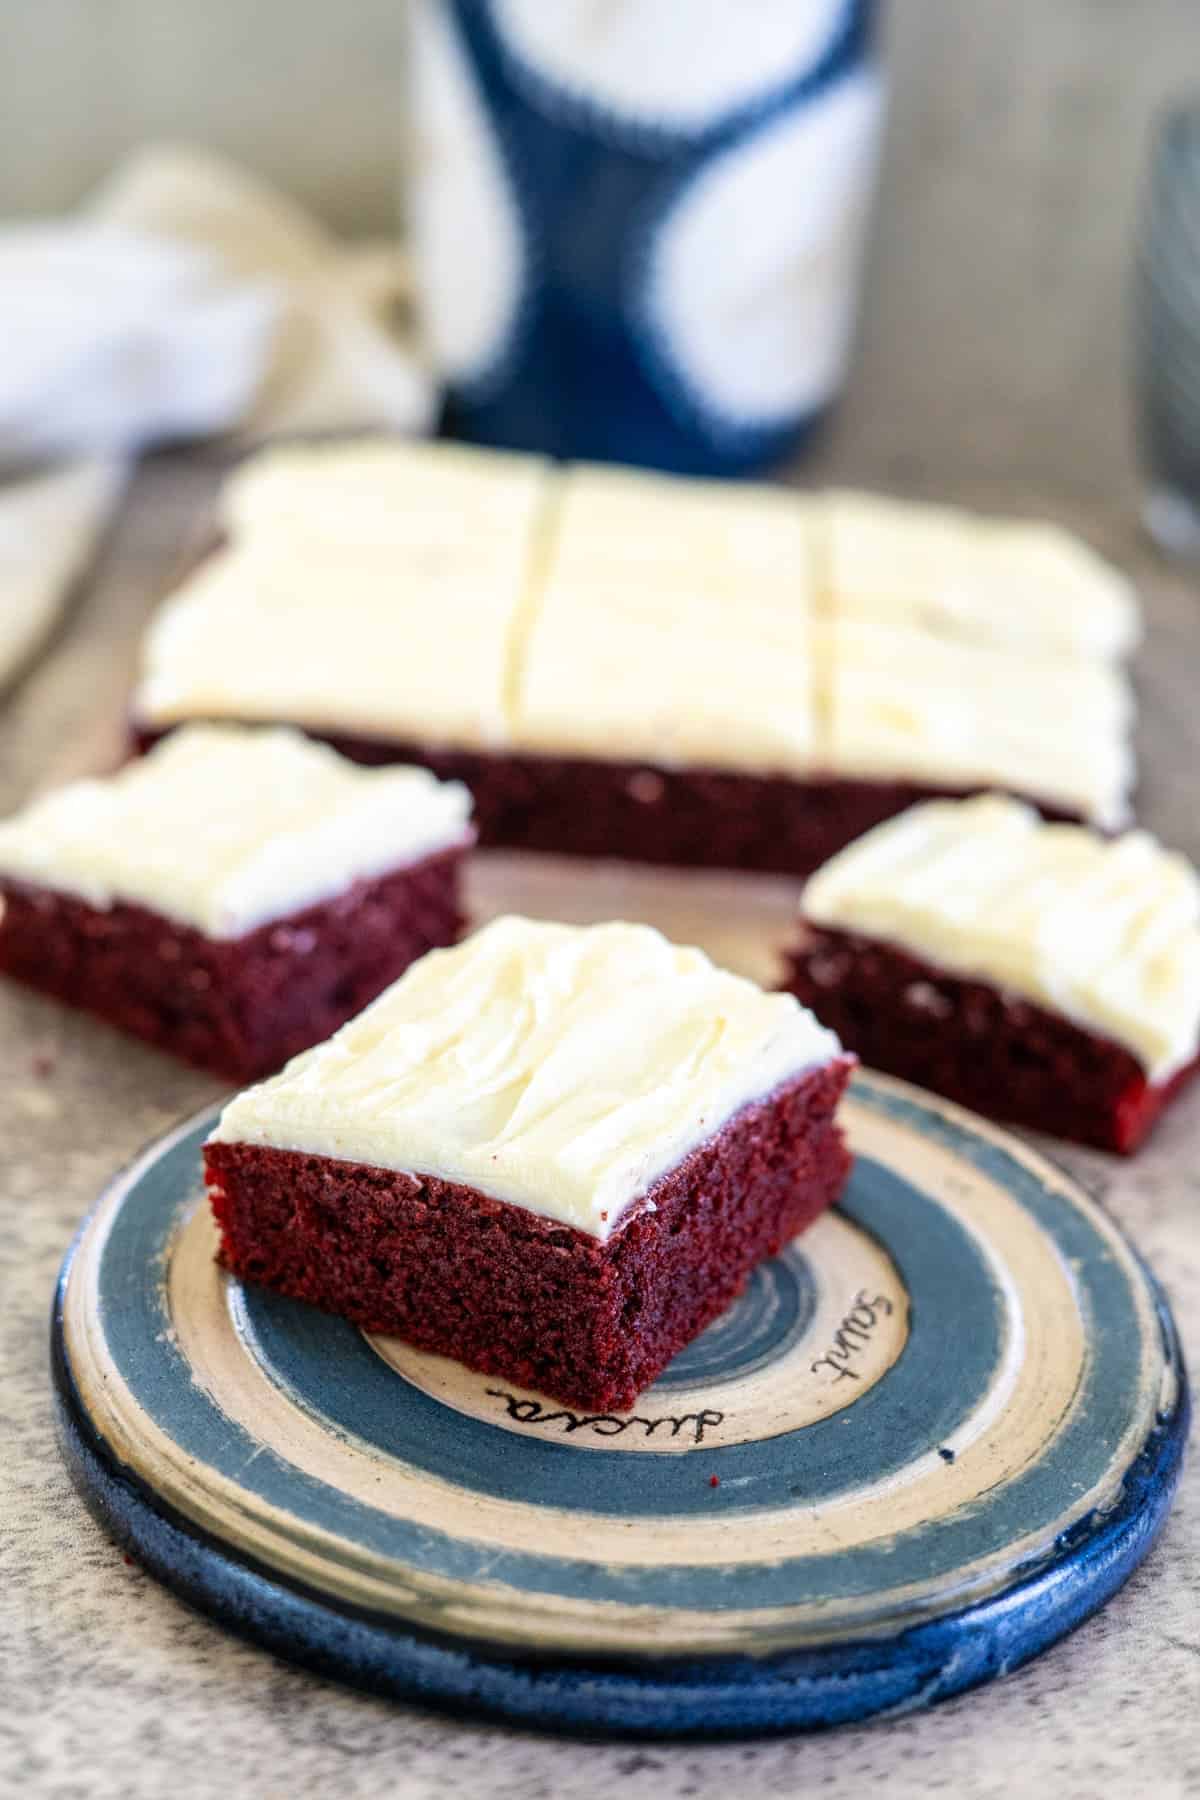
{"left": 5, "top": 2, "right": 1200, "bottom": 1785}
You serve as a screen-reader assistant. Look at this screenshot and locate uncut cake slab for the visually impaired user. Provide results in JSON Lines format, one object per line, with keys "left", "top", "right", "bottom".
{"left": 130, "top": 440, "right": 1140, "bottom": 873}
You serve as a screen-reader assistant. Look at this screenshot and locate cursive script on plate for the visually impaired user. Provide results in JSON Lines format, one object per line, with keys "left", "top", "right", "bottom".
{"left": 810, "top": 1289, "right": 895, "bottom": 1384}
{"left": 486, "top": 1389, "right": 725, "bottom": 1444}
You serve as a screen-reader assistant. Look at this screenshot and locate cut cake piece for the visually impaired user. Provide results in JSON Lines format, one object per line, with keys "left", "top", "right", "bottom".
{"left": 205, "top": 916, "right": 855, "bottom": 1410}
{"left": 136, "top": 439, "right": 549, "bottom": 752}
{"left": 786, "top": 795, "right": 1200, "bottom": 1153}
{"left": 0, "top": 724, "right": 472, "bottom": 1081}
{"left": 821, "top": 618, "right": 1134, "bottom": 830}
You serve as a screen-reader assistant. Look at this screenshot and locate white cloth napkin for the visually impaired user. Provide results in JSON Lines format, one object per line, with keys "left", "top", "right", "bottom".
{"left": 0, "top": 145, "right": 436, "bottom": 691}
{"left": 0, "top": 458, "right": 129, "bottom": 688}
{"left": 0, "top": 145, "right": 435, "bottom": 462}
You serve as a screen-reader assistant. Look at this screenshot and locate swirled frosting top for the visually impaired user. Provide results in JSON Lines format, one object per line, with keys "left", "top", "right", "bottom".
{"left": 802, "top": 795, "right": 1200, "bottom": 1080}
{"left": 513, "top": 464, "right": 817, "bottom": 771}
{"left": 0, "top": 725, "right": 471, "bottom": 938}
{"left": 138, "top": 440, "right": 548, "bottom": 749}
{"left": 822, "top": 620, "right": 1134, "bottom": 827}
{"left": 219, "top": 438, "right": 548, "bottom": 544}
{"left": 131, "top": 443, "right": 1139, "bottom": 809}
{"left": 210, "top": 915, "right": 845, "bottom": 1237}
{"left": 822, "top": 489, "right": 1141, "bottom": 660}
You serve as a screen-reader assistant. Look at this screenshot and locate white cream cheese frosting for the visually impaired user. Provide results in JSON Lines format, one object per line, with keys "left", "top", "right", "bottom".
{"left": 135, "top": 533, "right": 528, "bottom": 749}
{"left": 136, "top": 440, "right": 551, "bottom": 748}
{"left": 209, "top": 915, "right": 844, "bottom": 1238}
{"left": 820, "top": 489, "right": 1141, "bottom": 661}
{"left": 801, "top": 795, "right": 1200, "bottom": 1081}
{"left": 220, "top": 438, "right": 548, "bottom": 546}
{"left": 133, "top": 441, "right": 1139, "bottom": 797}
{"left": 0, "top": 724, "right": 472, "bottom": 938}
{"left": 821, "top": 620, "right": 1134, "bottom": 826}
{"left": 513, "top": 465, "right": 817, "bottom": 772}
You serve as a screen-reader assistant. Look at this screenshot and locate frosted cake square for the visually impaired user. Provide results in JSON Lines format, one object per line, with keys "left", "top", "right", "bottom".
{"left": 0, "top": 725, "right": 472, "bottom": 1081}
{"left": 205, "top": 916, "right": 855, "bottom": 1409}
{"left": 786, "top": 795, "right": 1200, "bottom": 1152}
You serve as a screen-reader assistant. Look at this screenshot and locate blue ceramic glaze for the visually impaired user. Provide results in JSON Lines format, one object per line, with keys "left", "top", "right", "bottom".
{"left": 410, "top": 0, "right": 883, "bottom": 474}
{"left": 52, "top": 1073, "right": 1189, "bottom": 1737}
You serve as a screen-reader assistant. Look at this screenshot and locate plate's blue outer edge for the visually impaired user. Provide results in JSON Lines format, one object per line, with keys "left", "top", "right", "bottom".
{"left": 50, "top": 1260, "right": 1189, "bottom": 1740}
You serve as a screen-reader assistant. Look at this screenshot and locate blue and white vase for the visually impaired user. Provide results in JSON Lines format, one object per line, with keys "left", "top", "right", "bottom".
{"left": 408, "top": 0, "right": 884, "bottom": 475}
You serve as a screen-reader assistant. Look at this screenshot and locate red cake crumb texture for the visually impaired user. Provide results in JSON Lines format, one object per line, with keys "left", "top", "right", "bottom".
{"left": 787, "top": 926, "right": 1195, "bottom": 1154}
{"left": 134, "top": 722, "right": 1081, "bottom": 879}
{"left": 0, "top": 847, "right": 464, "bottom": 1084}
{"left": 206, "top": 1058, "right": 854, "bottom": 1412}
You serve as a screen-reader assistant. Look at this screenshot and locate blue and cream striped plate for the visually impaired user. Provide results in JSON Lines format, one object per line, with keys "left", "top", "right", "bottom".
{"left": 53, "top": 1070, "right": 1187, "bottom": 1737}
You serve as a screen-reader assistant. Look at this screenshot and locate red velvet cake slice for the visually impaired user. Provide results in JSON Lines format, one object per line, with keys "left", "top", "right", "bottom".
{"left": 0, "top": 725, "right": 472, "bottom": 1082}
{"left": 205, "top": 916, "right": 854, "bottom": 1410}
{"left": 786, "top": 796, "right": 1200, "bottom": 1153}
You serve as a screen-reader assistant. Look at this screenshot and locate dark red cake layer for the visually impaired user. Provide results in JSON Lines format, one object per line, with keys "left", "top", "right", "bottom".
{"left": 0, "top": 844, "right": 465, "bottom": 1084}
{"left": 786, "top": 926, "right": 1196, "bottom": 1154}
{"left": 133, "top": 721, "right": 1082, "bottom": 878}
{"left": 205, "top": 1056, "right": 855, "bottom": 1411}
